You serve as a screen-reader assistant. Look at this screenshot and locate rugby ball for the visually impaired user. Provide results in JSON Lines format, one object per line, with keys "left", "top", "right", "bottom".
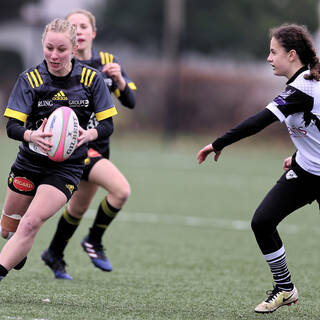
{"left": 44, "top": 106, "right": 79, "bottom": 162}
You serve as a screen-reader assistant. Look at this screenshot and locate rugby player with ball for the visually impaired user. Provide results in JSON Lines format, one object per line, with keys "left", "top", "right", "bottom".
{"left": 0, "top": 18, "right": 117, "bottom": 281}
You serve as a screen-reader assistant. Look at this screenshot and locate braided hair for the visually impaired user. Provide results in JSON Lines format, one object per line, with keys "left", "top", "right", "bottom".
{"left": 270, "top": 24, "right": 320, "bottom": 81}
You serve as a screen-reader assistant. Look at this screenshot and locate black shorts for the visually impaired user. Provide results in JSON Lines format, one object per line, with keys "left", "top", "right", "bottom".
{"left": 81, "top": 148, "right": 107, "bottom": 181}
{"left": 8, "top": 149, "right": 84, "bottom": 201}
{"left": 253, "top": 155, "right": 320, "bottom": 229}
{"left": 8, "top": 166, "right": 78, "bottom": 201}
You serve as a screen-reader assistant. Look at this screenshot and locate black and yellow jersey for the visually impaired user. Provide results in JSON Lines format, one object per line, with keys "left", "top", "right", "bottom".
{"left": 4, "top": 59, "right": 117, "bottom": 163}
{"left": 79, "top": 49, "right": 137, "bottom": 156}
{"left": 81, "top": 49, "right": 136, "bottom": 107}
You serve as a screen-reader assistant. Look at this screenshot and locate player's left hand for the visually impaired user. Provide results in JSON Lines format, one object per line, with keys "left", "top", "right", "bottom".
{"left": 102, "top": 63, "right": 126, "bottom": 90}
{"left": 77, "top": 127, "right": 98, "bottom": 147}
{"left": 197, "top": 144, "right": 221, "bottom": 163}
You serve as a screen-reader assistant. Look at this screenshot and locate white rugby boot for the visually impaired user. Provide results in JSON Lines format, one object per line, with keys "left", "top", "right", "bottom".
{"left": 254, "top": 285, "right": 298, "bottom": 313}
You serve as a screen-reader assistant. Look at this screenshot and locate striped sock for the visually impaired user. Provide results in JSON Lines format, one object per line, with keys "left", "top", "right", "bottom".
{"left": 264, "top": 246, "right": 293, "bottom": 291}
{"left": 88, "top": 197, "right": 120, "bottom": 243}
{"left": 48, "top": 208, "right": 81, "bottom": 256}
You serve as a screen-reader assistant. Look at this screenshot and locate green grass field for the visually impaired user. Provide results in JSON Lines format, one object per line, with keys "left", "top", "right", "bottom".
{"left": 0, "top": 134, "right": 319, "bottom": 320}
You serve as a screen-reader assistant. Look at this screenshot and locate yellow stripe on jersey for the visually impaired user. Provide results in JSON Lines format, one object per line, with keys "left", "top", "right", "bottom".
{"left": 105, "top": 52, "right": 109, "bottom": 64}
{"left": 88, "top": 71, "right": 96, "bottom": 87}
{"left": 128, "top": 82, "right": 137, "bottom": 90}
{"left": 81, "top": 67, "right": 96, "bottom": 87}
{"left": 100, "top": 51, "right": 105, "bottom": 65}
{"left": 95, "top": 106, "right": 118, "bottom": 121}
{"left": 26, "top": 69, "right": 43, "bottom": 88}
{"left": 84, "top": 68, "right": 91, "bottom": 86}
{"left": 34, "top": 69, "right": 43, "bottom": 85}
{"left": 114, "top": 88, "right": 120, "bottom": 98}
{"left": 100, "top": 52, "right": 114, "bottom": 65}
{"left": 80, "top": 67, "right": 86, "bottom": 83}
{"left": 26, "top": 72, "right": 34, "bottom": 88}
{"left": 4, "top": 108, "right": 28, "bottom": 123}
{"left": 30, "top": 71, "right": 39, "bottom": 87}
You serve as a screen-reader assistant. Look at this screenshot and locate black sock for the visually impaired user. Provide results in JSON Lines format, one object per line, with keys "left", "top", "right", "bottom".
{"left": 48, "top": 207, "right": 81, "bottom": 256}
{"left": 0, "top": 264, "right": 8, "bottom": 280}
{"left": 88, "top": 197, "right": 120, "bottom": 243}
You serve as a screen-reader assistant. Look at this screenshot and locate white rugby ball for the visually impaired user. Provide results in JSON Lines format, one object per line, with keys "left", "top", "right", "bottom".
{"left": 44, "top": 106, "right": 79, "bottom": 162}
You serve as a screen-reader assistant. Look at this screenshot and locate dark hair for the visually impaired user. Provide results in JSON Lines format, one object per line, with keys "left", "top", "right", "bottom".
{"left": 270, "top": 23, "right": 320, "bottom": 81}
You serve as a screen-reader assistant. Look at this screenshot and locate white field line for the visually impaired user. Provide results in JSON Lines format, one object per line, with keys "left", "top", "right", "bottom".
{"left": 84, "top": 209, "right": 302, "bottom": 234}
{"left": 1, "top": 317, "right": 48, "bottom": 320}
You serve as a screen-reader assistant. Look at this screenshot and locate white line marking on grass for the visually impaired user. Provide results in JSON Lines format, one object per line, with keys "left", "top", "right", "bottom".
{"left": 84, "top": 209, "right": 301, "bottom": 234}
{"left": 1, "top": 317, "right": 47, "bottom": 320}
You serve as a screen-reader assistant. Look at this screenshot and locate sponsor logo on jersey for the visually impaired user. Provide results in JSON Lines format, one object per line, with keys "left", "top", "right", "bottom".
{"left": 52, "top": 90, "right": 68, "bottom": 101}
{"left": 65, "top": 184, "right": 75, "bottom": 195}
{"left": 287, "top": 126, "right": 307, "bottom": 137}
{"left": 13, "top": 177, "right": 35, "bottom": 192}
{"left": 38, "top": 100, "right": 54, "bottom": 107}
{"left": 286, "top": 170, "right": 298, "bottom": 180}
{"left": 69, "top": 99, "right": 89, "bottom": 108}
{"left": 274, "top": 88, "right": 296, "bottom": 106}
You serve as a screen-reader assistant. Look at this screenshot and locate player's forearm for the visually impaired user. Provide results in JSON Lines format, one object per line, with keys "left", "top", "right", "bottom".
{"left": 212, "top": 109, "right": 278, "bottom": 151}
{"left": 118, "top": 83, "right": 136, "bottom": 109}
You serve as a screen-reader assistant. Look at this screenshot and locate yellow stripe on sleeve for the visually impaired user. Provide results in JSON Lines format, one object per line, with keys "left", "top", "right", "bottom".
{"left": 30, "top": 71, "right": 39, "bottom": 87}
{"left": 100, "top": 51, "right": 105, "bottom": 65}
{"left": 4, "top": 108, "right": 28, "bottom": 123}
{"left": 95, "top": 106, "right": 118, "bottom": 121}
{"left": 88, "top": 71, "right": 96, "bottom": 87}
{"left": 34, "top": 69, "right": 43, "bottom": 85}
{"left": 84, "top": 69, "right": 92, "bottom": 86}
{"left": 26, "top": 72, "right": 34, "bottom": 88}
{"left": 114, "top": 88, "right": 120, "bottom": 98}
{"left": 128, "top": 82, "right": 137, "bottom": 90}
{"left": 80, "top": 67, "right": 86, "bottom": 83}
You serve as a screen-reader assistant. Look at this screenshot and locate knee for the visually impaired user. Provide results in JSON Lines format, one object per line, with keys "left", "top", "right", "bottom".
{"left": 113, "top": 182, "right": 131, "bottom": 205}
{"left": 68, "top": 202, "right": 90, "bottom": 218}
{"left": 17, "top": 215, "right": 42, "bottom": 238}
{"left": 251, "top": 207, "right": 274, "bottom": 235}
{"left": 120, "top": 183, "right": 131, "bottom": 203}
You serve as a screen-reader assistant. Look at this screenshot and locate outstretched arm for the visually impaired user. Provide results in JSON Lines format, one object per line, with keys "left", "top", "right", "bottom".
{"left": 197, "top": 109, "right": 279, "bottom": 163}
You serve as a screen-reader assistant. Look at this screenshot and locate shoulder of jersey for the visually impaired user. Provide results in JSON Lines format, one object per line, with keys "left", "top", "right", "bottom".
{"left": 24, "top": 64, "right": 45, "bottom": 89}
{"left": 80, "top": 64, "right": 99, "bottom": 88}
{"left": 99, "top": 51, "right": 118, "bottom": 65}
{"left": 290, "top": 70, "right": 314, "bottom": 97}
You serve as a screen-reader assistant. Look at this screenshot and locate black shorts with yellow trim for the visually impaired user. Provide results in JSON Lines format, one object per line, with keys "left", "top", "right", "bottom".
{"left": 81, "top": 148, "right": 108, "bottom": 181}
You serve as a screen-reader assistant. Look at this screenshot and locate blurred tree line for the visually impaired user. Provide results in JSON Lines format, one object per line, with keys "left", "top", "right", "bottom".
{"left": 0, "top": 0, "right": 39, "bottom": 21}
{"left": 98, "top": 0, "right": 318, "bottom": 59}
{"left": 96, "top": 0, "right": 319, "bottom": 137}
{"left": 0, "top": 0, "right": 319, "bottom": 137}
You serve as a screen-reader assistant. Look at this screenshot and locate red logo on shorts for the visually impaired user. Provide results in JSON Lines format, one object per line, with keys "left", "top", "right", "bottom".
{"left": 88, "top": 148, "right": 101, "bottom": 158}
{"left": 13, "top": 177, "right": 35, "bottom": 192}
